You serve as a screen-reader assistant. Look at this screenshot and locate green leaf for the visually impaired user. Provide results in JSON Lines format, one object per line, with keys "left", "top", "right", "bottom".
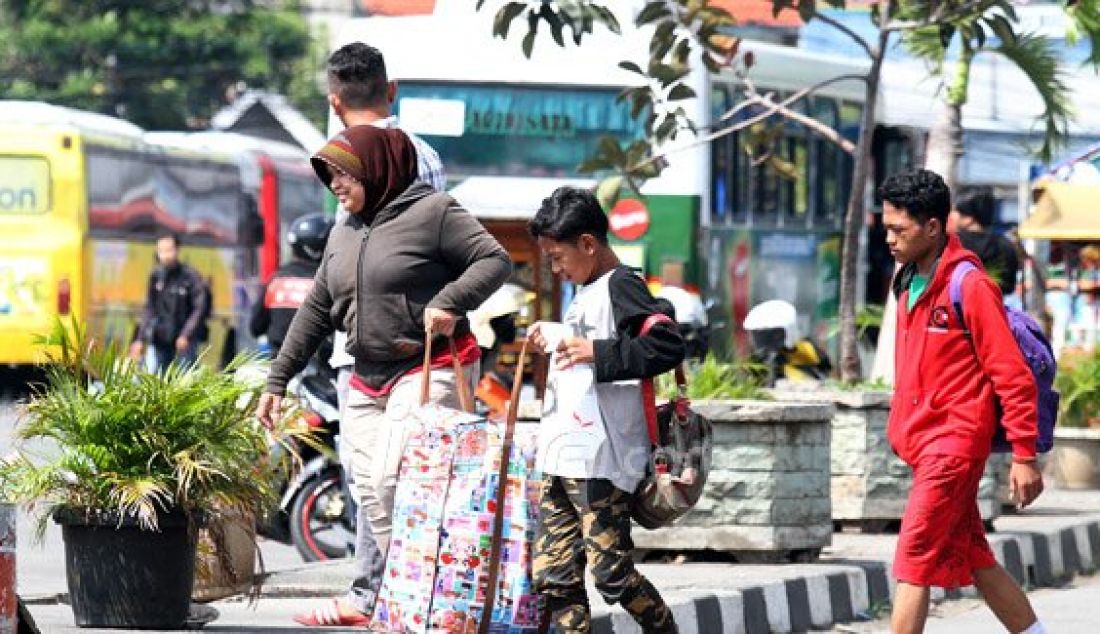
{"left": 577, "top": 157, "right": 613, "bottom": 173}
{"left": 637, "top": 1, "right": 672, "bottom": 26}
{"left": 702, "top": 53, "right": 721, "bottom": 73}
{"left": 996, "top": 0, "right": 1018, "bottom": 22}
{"left": 595, "top": 175, "right": 625, "bottom": 209}
{"left": 673, "top": 38, "right": 691, "bottom": 66}
{"left": 557, "top": 0, "right": 586, "bottom": 25}
{"left": 618, "top": 60, "right": 644, "bottom": 75}
{"left": 902, "top": 26, "right": 946, "bottom": 72}
{"left": 522, "top": 18, "right": 538, "bottom": 58}
{"left": 548, "top": 13, "right": 566, "bottom": 47}
{"left": 655, "top": 114, "right": 678, "bottom": 142}
{"left": 650, "top": 21, "right": 677, "bottom": 59}
{"left": 987, "top": 14, "right": 1018, "bottom": 47}
{"left": 598, "top": 136, "right": 627, "bottom": 164}
{"left": 973, "top": 23, "right": 987, "bottom": 50}
{"left": 624, "top": 139, "right": 650, "bottom": 165}
{"left": 939, "top": 23, "right": 956, "bottom": 49}
{"left": 668, "top": 83, "right": 697, "bottom": 101}
{"left": 594, "top": 5, "right": 622, "bottom": 34}
{"left": 798, "top": 1, "right": 815, "bottom": 23}
{"left": 630, "top": 89, "right": 653, "bottom": 119}
{"left": 648, "top": 61, "right": 689, "bottom": 86}
{"left": 993, "top": 31, "right": 1073, "bottom": 162}
{"left": 493, "top": 2, "right": 527, "bottom": 39}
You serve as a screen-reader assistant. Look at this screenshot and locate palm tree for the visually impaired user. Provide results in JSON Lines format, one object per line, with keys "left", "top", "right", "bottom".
{"left": 906, "top": 8, "right": 1074, "bottom": 194}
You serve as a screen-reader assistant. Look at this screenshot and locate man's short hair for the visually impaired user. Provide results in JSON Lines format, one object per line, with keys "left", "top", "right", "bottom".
{"left": 954, "top": 186, "right": 997, "bottom": 228}
{"left": 878, "top": 169, "right": 951, "bottom": 227}
{"left": 156, "top": 232, "right": 180, "bottom": 247}
{"left": 327, "top": 42, "right": 389, "bottom": 109}
{"left": 528, "top": 186, "right": 609, "bottom": 245}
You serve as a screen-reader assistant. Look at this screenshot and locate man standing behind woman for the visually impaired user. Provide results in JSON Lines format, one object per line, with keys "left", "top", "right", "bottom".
{"left": 255, "top": 125, "right": 511, "bottom": 627}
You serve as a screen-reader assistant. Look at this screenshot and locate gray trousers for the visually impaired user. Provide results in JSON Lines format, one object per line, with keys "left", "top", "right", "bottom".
{"left": 336, "top": 363, "right": 477, "bottom": 614}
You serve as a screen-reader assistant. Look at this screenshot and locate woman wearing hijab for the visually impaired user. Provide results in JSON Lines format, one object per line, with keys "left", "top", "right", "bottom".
{"left": 255, "top": 126, "right": 511, "bottom": 627}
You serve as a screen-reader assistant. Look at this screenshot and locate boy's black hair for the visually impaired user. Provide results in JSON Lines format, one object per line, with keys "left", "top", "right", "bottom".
{"left": 878, "top": 168, "right": 951, "bottom": 227}
{"left": 954, "top": 186, "right": 996, "bottom": 228}
{"left": 528, "top": 186, "right": 609, "bottom": 244}
{"left": 156, "top": 232, "right": 180, "bottom": 247}
{"left": 327, "top": 42, "right": 389, "bottom": 109}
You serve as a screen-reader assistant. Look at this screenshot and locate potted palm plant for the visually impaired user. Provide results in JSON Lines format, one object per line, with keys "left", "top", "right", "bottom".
{"left": 1048, "top": 347, "right": 1100, "bottom": 489}
{"left": 0, "top": 318, "right": 297, "bottom": 629}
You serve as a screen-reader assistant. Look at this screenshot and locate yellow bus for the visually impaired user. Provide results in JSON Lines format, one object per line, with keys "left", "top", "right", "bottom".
{"left": 0, "top": 101, "right": 263, "bottom": 366}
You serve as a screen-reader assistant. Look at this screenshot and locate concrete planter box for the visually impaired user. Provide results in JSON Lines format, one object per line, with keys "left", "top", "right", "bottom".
{"left": 632, "top": 399, "right": 834, "bottom": 560}
{"left": 1046, "top": 428, "right": 1100, "bottom": 490}
{"left": 772, "top": 388, "right": 1001, "bottom": 526}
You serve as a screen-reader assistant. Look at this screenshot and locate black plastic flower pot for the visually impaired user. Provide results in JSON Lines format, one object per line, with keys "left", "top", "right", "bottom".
{"left": 54, "top": 507, "right": 199, "bottom": 629}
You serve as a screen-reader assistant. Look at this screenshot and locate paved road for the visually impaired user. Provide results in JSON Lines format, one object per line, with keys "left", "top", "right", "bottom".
{"left": 836, "top": 570, "right": 1100, "bottom": 633}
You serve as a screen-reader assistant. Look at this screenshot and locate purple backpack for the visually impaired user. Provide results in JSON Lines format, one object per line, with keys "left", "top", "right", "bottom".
{"left": 950, "top": 261, "right": 1058, "bottom": 453}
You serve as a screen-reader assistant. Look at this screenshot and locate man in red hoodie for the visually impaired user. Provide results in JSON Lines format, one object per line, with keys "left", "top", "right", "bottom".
{"left": 881, "top": 169, "right": 1046, "bottom": 634}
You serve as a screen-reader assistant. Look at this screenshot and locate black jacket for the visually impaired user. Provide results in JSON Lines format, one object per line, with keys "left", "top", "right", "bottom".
{"left": 957, "top": 230, "right": 1020, "bottom": 297}
{"left": 250, "top": 259, "right": 319, "bottom": 353}
{"left": 135, "top": 262, "right": 209, "bottom": 348}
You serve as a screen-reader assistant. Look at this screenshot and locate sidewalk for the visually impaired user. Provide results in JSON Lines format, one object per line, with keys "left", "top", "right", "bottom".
{"left": 22, "top": 489, "right": 1100, "bottom": 633}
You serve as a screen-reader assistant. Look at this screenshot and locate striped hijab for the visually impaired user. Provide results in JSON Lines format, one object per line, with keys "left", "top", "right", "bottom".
{"left": 311, "top": 125, "right": 419, "bottom": 217}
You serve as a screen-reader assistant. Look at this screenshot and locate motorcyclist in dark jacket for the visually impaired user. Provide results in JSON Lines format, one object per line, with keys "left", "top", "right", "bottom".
{"left": 129, "top": 233, "right": 210, "bottom": 371}
{"left": 250, "top": 213, "right": 334, "bottom": 357}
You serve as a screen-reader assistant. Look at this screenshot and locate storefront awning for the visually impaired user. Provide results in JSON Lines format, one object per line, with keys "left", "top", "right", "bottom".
{"left": 449, "top": 176, "right": 594, "bottom": 221}
{"left": 1018, "top": 182, "right": 1100, "bottom": 240}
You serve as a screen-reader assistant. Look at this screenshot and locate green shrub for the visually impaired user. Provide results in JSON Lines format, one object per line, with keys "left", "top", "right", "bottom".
{"left": 1055, "top": 347, "right": 1100, "bottom": 428}
{"left": 658, "top": 354, "right": 769, "bottom": 400}
{"left": 0, "top": 317, "right": 310, "bottom": 535}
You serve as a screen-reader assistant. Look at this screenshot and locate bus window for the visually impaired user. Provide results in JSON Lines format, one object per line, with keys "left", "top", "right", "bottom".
{"left": 277, "top": 170, "right": 326, "bottom": 264}
{"left": 839, "top": 100, "right": 863, "bottom": 223}
{"left": 395, "top": 83, "right": 644, "bottom": 179}
{"left": 86, "top": 145, "right": 158, "bottom": 238}
{"left": 812, "top": 98, "right": 842, "bottom": 230}
{"left": 710, "top": 84, "right": 734, "bottom": 226}
{"left": 161, "top": 158, "right": 240, "bottom": 246}
{"left": 0, "top": 156, "right": 50, "bottom": 214}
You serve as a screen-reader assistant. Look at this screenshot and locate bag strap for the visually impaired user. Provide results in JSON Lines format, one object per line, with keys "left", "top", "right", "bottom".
{"left": 479, "top": 339, "right": 529, "bottom": 634}
{"left": 419, "top": 326, "right": 474, "bottom": 413}
{"left": 639, "top": 314, "right": 688, "bottom": 445}
{"left": 949, "top": 261, "right": 977, "bottom": 335}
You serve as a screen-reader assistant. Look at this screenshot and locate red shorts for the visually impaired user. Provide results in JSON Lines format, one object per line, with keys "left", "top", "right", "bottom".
{"left": 893, "top": 454, "right": 997, "bottom": 588}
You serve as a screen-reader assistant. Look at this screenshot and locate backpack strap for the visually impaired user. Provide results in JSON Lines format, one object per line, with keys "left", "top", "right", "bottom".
{"left": 640, "top": 313, "right": 688, "bottom": 445}
{"left": 949, "top": 261, "right": 978, "bottom": 335}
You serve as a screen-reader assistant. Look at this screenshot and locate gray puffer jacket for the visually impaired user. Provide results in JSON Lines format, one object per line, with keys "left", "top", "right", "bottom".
{"left": 266, "top": 181, "right": 512, "bottom": 393}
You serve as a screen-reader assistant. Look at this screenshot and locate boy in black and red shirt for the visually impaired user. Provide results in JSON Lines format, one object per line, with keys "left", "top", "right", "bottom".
{"left": 527, "top": 186, "right": 683, "bottom": 633}
{"left": 881, "top": 169, "right": 1046, "bottom": 634}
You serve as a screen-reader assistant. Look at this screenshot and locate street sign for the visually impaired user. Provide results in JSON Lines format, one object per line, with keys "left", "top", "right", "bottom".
{"left": 608, "top": 199, "right": 650, "bottom": 242}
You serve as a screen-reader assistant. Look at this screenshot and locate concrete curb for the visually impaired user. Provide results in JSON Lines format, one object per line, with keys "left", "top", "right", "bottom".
{"left": 591, "top": 518, "right": 1100, "bottom": 633}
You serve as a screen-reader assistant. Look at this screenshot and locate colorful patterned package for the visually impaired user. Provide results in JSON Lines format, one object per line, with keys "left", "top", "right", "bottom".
{"left": 371, "top": 404, "right": 476, "bottom": 633}
{"left": 429, "top": 421, "right": 541, "bottom": 633}
{"left": 372, "top": 406, "right": 542, "bottom": 634}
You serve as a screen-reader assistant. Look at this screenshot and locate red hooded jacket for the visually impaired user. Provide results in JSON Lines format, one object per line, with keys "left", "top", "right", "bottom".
{"left": 887, "top": 234, "right": 1038, "bottom": 464}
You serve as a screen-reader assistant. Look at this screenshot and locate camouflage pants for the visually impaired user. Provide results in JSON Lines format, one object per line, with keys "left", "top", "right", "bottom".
{"left": 532, "top": 476, "right": 678, "bottom": 634}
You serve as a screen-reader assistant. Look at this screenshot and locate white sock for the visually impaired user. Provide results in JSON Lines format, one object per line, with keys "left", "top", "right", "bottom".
{"left": 1019, "top": 621, "right": 1047, "bottom": 634}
